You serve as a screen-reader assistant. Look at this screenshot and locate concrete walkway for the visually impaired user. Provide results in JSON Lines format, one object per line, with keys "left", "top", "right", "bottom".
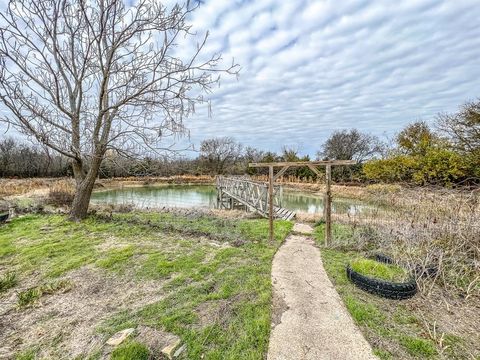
{"left": 267, "top": 223, "right": 376, "bottom": 360}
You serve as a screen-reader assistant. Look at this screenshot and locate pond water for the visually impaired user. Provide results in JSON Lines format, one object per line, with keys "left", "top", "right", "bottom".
{"left": 91, "top": 184, "right": 367, "bottom": 215}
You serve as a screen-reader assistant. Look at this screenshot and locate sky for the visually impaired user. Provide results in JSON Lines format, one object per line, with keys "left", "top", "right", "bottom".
{"left": 1, "top": 0, "right": 480, "bottom": 158}
{"left": 177, "top": 0, "right": 480, "bottom": 156}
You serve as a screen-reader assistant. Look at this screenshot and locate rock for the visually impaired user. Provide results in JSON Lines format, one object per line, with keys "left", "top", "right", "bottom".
{"left": 106, "top": 328, "right": 135, "bottom": 346}
{"left": 173, "top": 344, "right": 187, "bottom": 358}
{"left": 161, "top": 338, "right": 181, "bottom": 359}
{"left": 292, "top": 223, "right": 314, "bottom": 235}
{"left": 136, "top": 325, "right": 179, "bottom": 354}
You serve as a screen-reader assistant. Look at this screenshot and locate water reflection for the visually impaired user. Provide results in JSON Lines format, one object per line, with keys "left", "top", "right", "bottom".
{"left": 91, "top": 185, "right": 367, "bottom": 214}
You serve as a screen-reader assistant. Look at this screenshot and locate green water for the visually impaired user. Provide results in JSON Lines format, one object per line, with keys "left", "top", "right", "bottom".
{"left": 91, "top": 184, "right": 367, "bottom": 214}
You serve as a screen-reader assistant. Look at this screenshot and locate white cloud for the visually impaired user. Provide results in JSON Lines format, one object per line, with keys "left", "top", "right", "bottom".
{"left": 2, "top": 0, "right": 480, "bottom": 157}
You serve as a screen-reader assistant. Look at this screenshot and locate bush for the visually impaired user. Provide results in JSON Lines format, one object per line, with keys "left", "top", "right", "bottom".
{"left": 46, "top": 183, "right": 75, "bottom": 206}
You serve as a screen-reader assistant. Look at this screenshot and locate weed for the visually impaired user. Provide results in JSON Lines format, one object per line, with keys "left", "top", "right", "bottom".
{"left": 15, "top": 347, "right": 38, "bottom": 360}
{"left": 0, "top": 272, "right": 17, "bottom": 293}
{"left": 18, "top": 280, "right": 72, "bottom": 307}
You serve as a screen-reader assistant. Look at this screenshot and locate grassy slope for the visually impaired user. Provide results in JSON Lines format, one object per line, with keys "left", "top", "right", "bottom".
{"left": 313, "top": 224, "right": 472, "bottom": 360}
{"left": 0, "top": 213, "right": 292, "bottom": 359}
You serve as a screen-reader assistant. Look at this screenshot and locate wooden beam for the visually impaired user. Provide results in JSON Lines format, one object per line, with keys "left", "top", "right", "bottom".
{"left": 273, "top": 165, "right": 290, "bottom": 181}
{"left": 249, "top": 160, "right": 356, "bottom": 168}
{"left": 268, "top": 166, "right": 274, "bottom": 242}
{"left": 324, "top": 164, "right": 332, "bottom": 246}
{"left": 306, "top": 164, "right": 322, "bottom": 177}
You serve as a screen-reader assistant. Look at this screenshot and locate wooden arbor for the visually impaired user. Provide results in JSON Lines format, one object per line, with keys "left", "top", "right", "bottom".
{"left": 248, "top": 161, "right": 356, "bottom": 244}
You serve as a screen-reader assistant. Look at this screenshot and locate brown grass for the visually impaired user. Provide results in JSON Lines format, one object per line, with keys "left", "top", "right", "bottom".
{"left": 332, "top": 186, "right": 480, "bottom": 299}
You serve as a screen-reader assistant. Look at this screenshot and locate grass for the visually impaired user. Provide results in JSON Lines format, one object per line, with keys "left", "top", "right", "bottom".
{"left": 350, "top": 258, "right": 409, "bottom": 282}
{"left": 313, "top": 223, "right": 471, "bottom": 359}
{"left": 17, "top": 280, "right": 72, "bottom": 307}
{"left": 110, "top": 341, "right": 150, "bottom": 360}
{"left": 0, "top": 212, "right": 293, "bottom": 359}
{"left": 0, "top": 272, "right": 17, "bottom": 292}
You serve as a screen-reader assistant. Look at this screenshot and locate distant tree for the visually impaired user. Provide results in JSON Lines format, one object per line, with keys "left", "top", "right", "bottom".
{"left": 437, "top": 100, "right": 480, "bottom": 158}
{"left": 318, "top": 129, "right": 383, "bottom": 162}
{"left": 243, "top": 146, "right": 265, "bottom": 175}
{"left": 0, "top": 0, "right": 238, "bottom": 220}
{"left": 396, "top": 121, "right": 439, "bottom": 156}
{"left": 199, "top": 137, "right": 243, "bottom": 175}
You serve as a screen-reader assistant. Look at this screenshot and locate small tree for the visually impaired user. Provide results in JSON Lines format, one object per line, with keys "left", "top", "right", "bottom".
{"left": 396, "top": 121, "right": 438, "bottom": 156}
{"left": 318, "top": 129, "right": 383, "bottom": 162}
{"left": 0, "top": 0, "right": 238, "bottom": 220}
{"left": 199, "top": 137, "right": 243, "bottom": 175}
{"left": 437, "top": 100, "right": 480, "bottom": 157}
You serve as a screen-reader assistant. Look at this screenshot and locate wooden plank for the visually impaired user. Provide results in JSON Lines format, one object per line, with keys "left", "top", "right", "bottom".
{"left": 273, "top": 165, "right": 290, "bottom": 181}
{"left": 324, "top": 164, "right": 332, "bottom": 246}
{"left": 249, "top": 160, "right": 356, "bottom": 168}
{"left": 306, "top": 164, "right": 322, "bottom": 177}
{"left": 268, "top": 166, "right": 274, "bottom": 242}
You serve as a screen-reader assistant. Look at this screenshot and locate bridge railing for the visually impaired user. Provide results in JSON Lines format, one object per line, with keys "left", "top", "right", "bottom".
{"left": 216, "top": 176, "right": 282, "bottom": 213}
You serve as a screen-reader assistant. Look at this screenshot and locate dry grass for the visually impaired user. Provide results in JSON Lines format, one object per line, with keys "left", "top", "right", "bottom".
{"left": 0, "top": 178, "right": 75, "bottom": 197}
{"left": 46, "top": 182, "right": 75, "bottom": 206}
{"left": 331, "top": 187, "right": 480, "bottom": 299}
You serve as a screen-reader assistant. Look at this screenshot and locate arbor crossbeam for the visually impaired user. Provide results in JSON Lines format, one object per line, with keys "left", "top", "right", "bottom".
{"left": 248, "top": 160, "right": 357, "bottom": 243}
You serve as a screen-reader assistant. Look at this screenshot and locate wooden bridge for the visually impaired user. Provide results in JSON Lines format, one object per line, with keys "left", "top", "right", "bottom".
{"left": 216, "top": 176, "right": 296, "bottom": 220}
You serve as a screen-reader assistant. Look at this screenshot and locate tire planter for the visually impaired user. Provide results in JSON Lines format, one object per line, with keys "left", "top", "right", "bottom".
{"left": 372, "top": 253, "right": 438, "bottom": 279}
{"left": 0, "top": 213, "right": 8, "bottom": 224}
{"left": 346, "top": 265, "right": 417, "bottom": 300}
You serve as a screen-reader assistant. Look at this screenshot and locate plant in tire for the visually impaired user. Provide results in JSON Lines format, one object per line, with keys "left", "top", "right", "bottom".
{"left": 347, "top": 258, "right": 417, "bottom": 300}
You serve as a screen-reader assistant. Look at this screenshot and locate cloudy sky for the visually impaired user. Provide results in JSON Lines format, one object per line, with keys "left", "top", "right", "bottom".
{"left": 177, "top": 0, "right": 480, "bottom": 156}
{"left": 0, "top": 0, "right": 479, "bottom": 157}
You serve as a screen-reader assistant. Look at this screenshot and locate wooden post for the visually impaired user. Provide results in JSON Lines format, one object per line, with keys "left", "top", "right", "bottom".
{"left": 269, "top": 165, "right": 274, "bottom": 242}
{"left": 324, "top": 164, "right": 332, "bottom": 246}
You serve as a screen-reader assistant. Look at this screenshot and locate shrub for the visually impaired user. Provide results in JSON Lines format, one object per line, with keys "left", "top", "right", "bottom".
{"left": 46, "top": 183, "right": 75, "bottom": 206}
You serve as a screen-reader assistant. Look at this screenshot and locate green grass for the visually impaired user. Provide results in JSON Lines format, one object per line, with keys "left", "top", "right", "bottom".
{"left": 0, "top": 272, "right": 17, "bottom": 293}
{"left": 18, "top": 280, "right": 72, "bottom": 307}
{"left": 350, "top": 258, "right": 409, "bottom": 282}
{"left": 1, "top": 212, "right": 293, "bottom": 359}
{"left": 110, "top": 341, "right": 150, "bottom": 360}
{"left": 313, "top": 223, "right": 467, "bottom": 359}
{"left": 400, "top": 336, "right": 437, "bottom": 358}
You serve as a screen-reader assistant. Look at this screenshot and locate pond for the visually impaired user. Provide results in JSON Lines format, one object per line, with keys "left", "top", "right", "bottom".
{"left": 91, "top": 184, "right": 368, "bottom": 215}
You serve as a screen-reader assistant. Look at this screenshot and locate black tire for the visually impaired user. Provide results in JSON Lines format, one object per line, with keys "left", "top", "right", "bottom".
{"left": 0, "top": 213, "right": 8, "bottom": 224}
{"left": 372, "top": 253, "right": 394, "bottom": 264}
{"left": 346, "top": 265, "right": 417, "bottom": 300}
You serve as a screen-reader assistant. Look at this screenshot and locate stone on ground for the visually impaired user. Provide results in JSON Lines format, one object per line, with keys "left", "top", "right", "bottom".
{"left": 106, "top": 328, "right": 135, "bottom": 346}
{"left": 292, "top": 223, "right": 314, "bottom": 235}
{"left": 161, "top": 338, "right": 182, "bottom": 359}
{"left": 267, "top": 232, "right": 376, "bottom": 360}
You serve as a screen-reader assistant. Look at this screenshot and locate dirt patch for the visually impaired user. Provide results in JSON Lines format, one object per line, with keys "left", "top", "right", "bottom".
{"left": 195, "top": 294, "right": 248, "bottom": 329}
{"left": 270, "top": 290, "right": 288, "bottom": 329}
{"left": 0, "top": 266, "right": 165, "bottom": 359}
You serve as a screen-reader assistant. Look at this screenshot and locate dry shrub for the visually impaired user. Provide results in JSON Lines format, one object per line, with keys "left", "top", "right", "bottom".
{"left": 46, "top": 182, "right": 75, "bottom": 206}
{"left": 0, "top": 178, "right": 74, "bottom": 196}
{"left": 334, "top": 186, "right": 480, "bottom": 298}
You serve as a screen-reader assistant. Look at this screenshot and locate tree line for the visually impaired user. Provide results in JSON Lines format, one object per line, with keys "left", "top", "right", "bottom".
{"left": 2, "top": 98, "right": 478, "bottom": 187}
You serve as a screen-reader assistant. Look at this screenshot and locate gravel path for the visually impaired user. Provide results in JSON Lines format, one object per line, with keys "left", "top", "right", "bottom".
{"left": 267, "top": 224, "right": 376, "bottom": 360}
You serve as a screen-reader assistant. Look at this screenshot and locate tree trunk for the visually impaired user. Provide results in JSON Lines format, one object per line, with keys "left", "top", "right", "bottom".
{"left": 69, "top": 158, "right": 101, "bottom": 221}
{"left": 69, "top": 179, "right": 96, "bottom": 221}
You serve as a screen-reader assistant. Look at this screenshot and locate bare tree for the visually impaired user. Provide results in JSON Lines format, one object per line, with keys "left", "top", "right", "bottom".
{"left": 318, "top": 129, "right": 383, "bottom": 162}
{"left": 199, "top": 137, "right": 243, "bottom": 175}
{"left": 437, "top": 100, "right": 480, "bottom": 157}
{"left": 0, "top": 0, "right": 238, "bottom": 220}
